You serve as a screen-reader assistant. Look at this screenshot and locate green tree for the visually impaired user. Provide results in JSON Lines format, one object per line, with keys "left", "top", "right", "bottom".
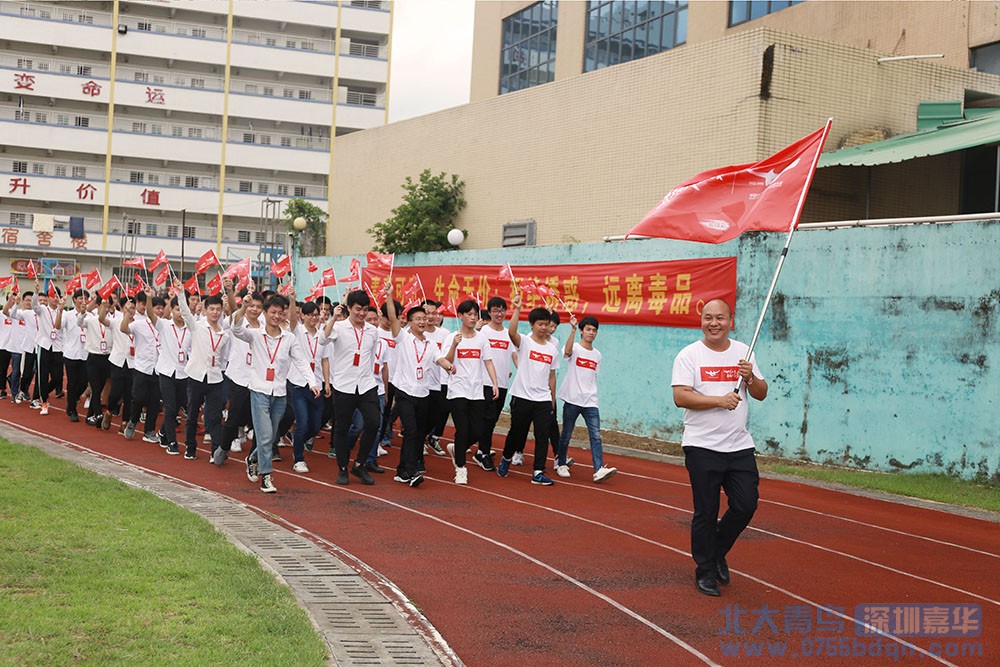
{"left": 283, "top": 198, "right": 327, "bottom": 257}
{"left": 367, "top": 170, "right": 466, "bottom": 253}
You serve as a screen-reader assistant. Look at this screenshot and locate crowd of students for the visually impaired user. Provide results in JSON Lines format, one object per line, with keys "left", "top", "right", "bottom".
{"left": 0, "top": 275, "right": 618, "bottom": 493}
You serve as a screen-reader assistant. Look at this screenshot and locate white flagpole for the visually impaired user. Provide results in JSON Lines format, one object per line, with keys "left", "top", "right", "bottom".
{"left": 738, "top": 119, "right": 833, "bottom": 390}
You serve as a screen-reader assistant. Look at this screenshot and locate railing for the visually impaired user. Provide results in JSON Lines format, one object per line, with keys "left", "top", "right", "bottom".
{"left": 0, "top": 209, "right": 103, "bottom": 235}
{"left": 345, "top": 90, "right": 378, "bottom": 106}
{"left": 0, "top": 104, "right": 108, "bottom": 130}
{"left": 226, "top": 127, "right": 330, "bottom": 151}
{"left": 231, "top": 78, "right": 332, "bottom": 103}
{"left": 0, "top": 1, "right": 112, "bottom": 27}
{"left": 120, "top": 15, "right": 226, "bottom": 41}
{"left": 346, "top": 41, "right": 382, "bottom": 58}
{"left": 223, "top": 177, "right": 326, "bottom": 200}
{"left": 110, "top": 167, "right": 219, "bottom": 190}
{"left": 113, "top": 115, "right": 223, "bottom": 141}
{"left": 4, "top": 158, "right": 103, "bottom": 181}
{"left": 0, "top": 52, "right": 111, "bottom": 78}
{"left": 232, "top": 27, "right": 333, "bottom": 53}
{"left": 117, "top": 65, "right": 225, "bottom": 92}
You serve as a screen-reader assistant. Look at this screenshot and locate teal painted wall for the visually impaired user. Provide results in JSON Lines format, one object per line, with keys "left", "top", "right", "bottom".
{"left": 297, "top": 220, "right": 999, "bottom": 480}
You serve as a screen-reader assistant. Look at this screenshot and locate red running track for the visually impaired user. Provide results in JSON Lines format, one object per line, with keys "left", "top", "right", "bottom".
{"left": 2, "top": 397, "right": 996, "bottom": 666}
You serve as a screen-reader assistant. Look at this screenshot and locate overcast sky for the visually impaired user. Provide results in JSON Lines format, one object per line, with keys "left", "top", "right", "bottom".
{"left": 387, "top": 0, "right": 476, "bottom": 123}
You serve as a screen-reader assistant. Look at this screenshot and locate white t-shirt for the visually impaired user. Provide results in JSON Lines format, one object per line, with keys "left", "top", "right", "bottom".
{"left": 482, "top": 325, "right": 514, "bottom": 389}
{"left": 80, "top": 311, "right": 111, "bottom": 356}
{"left": 424, "top": 326, "right": 450, "bottom": 387}
{"left": 557, "top": 343, "right": 601, "bottom": 408}
{"left": 509, "top": 334, "right": 560, "bottom": 403}
{"left": 670, "top": 339, "right": 760, "bottom": 453}
{"left": 444, "top": 330, "right": 493, "bottom": 401}
{"left": 376, "top": 327, "right": 395, "bottom": 372}
{"left": 391, "top": 329, "right": 442, "bottom": 398}
{"left": 0, "top": 316, "right": 10, "bottom": 351}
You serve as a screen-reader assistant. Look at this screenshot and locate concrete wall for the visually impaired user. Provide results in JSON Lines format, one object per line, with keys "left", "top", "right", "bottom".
{"left": 299, "top": 219, "right": 1000, "bottom": 481}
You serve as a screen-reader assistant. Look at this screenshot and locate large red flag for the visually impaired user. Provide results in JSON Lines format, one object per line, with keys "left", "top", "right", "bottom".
{"left": 122, "top": 257, "right": 146, "bottom": 271}
{"left": 627, "top": 123, "right": 832, "bottom": 244}
{"left": 194, "top": 249, "right": 220, "bottom": 275}
{"left": 149, "top": 249, "right": 169, "bottom": 271}
{"left": 25, "top": 260, "right": 37, "bottom": 280}
{"left": 223, "top": 257, "right": 251, "bottom": 280}
{"left": 338, "top": 258, "right": 360, "bottom": 283}
{"left": 270, "top": 255, "right": 291, "bottom": 278}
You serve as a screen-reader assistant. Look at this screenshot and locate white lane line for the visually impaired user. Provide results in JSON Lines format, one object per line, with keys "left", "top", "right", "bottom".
{"left": 2, "top": 420, "right": 719, "bottom": 667}
{"left": 421, "top": 475, "right": 959, "bottom": 667}
{"left": 502, "top": 467, "right": 1000, "bottom": 608}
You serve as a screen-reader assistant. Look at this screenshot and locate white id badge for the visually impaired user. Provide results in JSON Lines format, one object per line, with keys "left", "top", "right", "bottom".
{"left": 100, "top": 341, "right": 108, "bottom": 352}
{"left": 80, "top": 333, "right": 86, "bottom": 344}
{"left": 415, "top": 366, "right": 423, "bottom": 381}
{"left": 50, "top": 331, "right": 57, "bottom": 341}
{"left": 178, "top": 351, "right": 186, "bottom": 363}
{"left": 246, "top": 352, "right": 252, "bottom": 366}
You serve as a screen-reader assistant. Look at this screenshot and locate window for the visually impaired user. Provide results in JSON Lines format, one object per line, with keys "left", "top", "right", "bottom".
{"left": 244, "top": 84, "right": 258, "bottom": 94}
{"left": 130, "top": 171, "right": 144, "bottom": 183}
{"left": 280, "top": 137, "right": 291, "bottom": 147}
{"left": 37, "top": 62, "right": 49, "bottom": 71}
{"left": 12, "top": 161, "right": 27, "bottom": 173}
{"left": 74, "top": 116, "right": 89, "bottom": 127}
{"left": 238, "top": 230, "right": 251, "bottom": 242}
{"left": 147, "top": 174, "right": 159, "bottom": 185}
{"left": 255, "top": 231, "right": 267, "bottom": 243}
{"left": 286, "top": 39, "right": 297, "bottom": 49}
{"left": 151, "top": 124, "right": 163, "bottom": 135}
{"left": 60, "top": 64, "right": 73, "bottom": 74}
{"left": 584, "top": 1, "right": 688, "bottom": 73}
{"left": 134, "top": 71, "right": 149, "bottom": 82}
{"left": 187, "top": 128, "right": 203, "bottom": 139}
{"left": 283, "top": 88, "right": 295, "bottom": 99}
{"left": 192, "top": 27, "right": 206, "bottom": 38}
{"left": 266, "top": 37, "right": 277, "bottom": 47}
{"left": 127, "top": 220, "right": 141, "bottom": 235}
{"left": 729, "top": 0, "right": 802, "bottom": 27}
{"left": 190, "top": 78, "right": 205, "bottom": 88}
{"left": 17, "top": 58, "right": 32, "bottom": 69}
{"left": 10, "top": 212, "right": 27, "bottom": 226}
{"left": 138, "top": 21, "right": 151, "bottom": 31}
{"left": 277, "top": 184, "right": 289, "bottom": 196}
{"left": 184, "top": 176, "right": 199, "bottom": 188}
{"left": 500, "top": 0, "right": 558, "bottom": 94}
{"left": 77, "top": 13, "right": 94, "bottom": 24}
{"left": 57, "top": 114, "right": 70, "bottom": 126}
{"left": 77, "top": 65, "right": 92, "bottom": 76}
{"left": 183, "top": 226, "right": 196, "bottom": 239}
{"left": 263, "top": 86, "right": 274, "bottom": 96}
{"left": 238, "top": 181, "right": 252, "bottom": 192}
{"left": 55, "top": 165, "right": 67, "bottom": 177}
{"left": 258, "top": 183, "right": 268, "bottom": 194}
{"left": 260, "top": 135, "right": 271, "bottom": 145}
{"left": 301, "top": 41, "right": 315, "bottom": 51}
{"left": 14, "top": 109, "right": 30, "bottom": 121}
{"left": 293, "top": 186, "right": 307, "bottom": 197}
{"left": 298, "top": 89, "right": 312, "bottom": 100}
{"left": 346, "top": 87, "right": 377, "bottom": 106}
{"left": 34, "top": 112, "right": 47, "bottom": 123}
{"left": 72, "top": 166, "right": 87, "bottom": 178}
{"left": 32, "top": 163, "right": 45, "bottom": 175}
{"left": 172, "top": 126, "right": 184, "bottom": 137}
{"left": 349, "top": 39, "right": 380, "bottom": 58}
{"left": 166, "top": 225, "right": 178, "bottom": 238}
{"left": 132, "top": 121, "right": 147, "bottom": 133}
{"left": 153, "top": 74, "right": 165, "bottom": 84}
{"left": 168, "top": 175, "right": 181, "bottom": 187}
{"left": 145, "top": 223, "right": 157, "bottom": 236}
{"left": 972, "top": 41, "right": 1000, "bottom": 75}
{"left": 243, "top": 133, "right": 255, "bottom": 144}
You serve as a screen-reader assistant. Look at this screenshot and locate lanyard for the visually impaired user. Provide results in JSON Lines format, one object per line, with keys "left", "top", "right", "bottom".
{"left": 413, "top": 338, "right": 428, "bottom": 365}
{"left": 352, "top": 323, "right": 364, "bottom": 352}
{"left": 306, "top": 331, "right": 318, "bottom": 360}
{"left": 173, "top": 324, "right": 186, "bottom": 348}
{"left": 207, "top": 327, "right": 223, "bottom": 354}
{"left": 263, "top": 333, "right": 283, "bottom": 366}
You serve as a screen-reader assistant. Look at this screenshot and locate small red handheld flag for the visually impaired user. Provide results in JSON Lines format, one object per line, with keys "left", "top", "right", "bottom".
{"left": 97, "top": 275, "right": 123, "bottom": 300}
{"left": 306, "top": 281, "right": 325, "bottom": 302}
{"left": 122, "top": 257, "right": 147, "bottom": 271}
{"left": 183, "top": 274, "right": 202, "bottom": 295}
{"left": 25, "top": 260, "right": 37, "bottom": 280}
{"left": 194, "top": 249, "right": 220, "bottom": 275}
{"left": 278, "top": 281, "right": 294, "bottom": 296}
{"left": 437, "top": 299, "right": 457, "bottom": 318}
{"left": 153, "top": 266, "right": 170, "bottom": 286}
{"left": 497, "top": 263, "right": 516, "bottom": 283}
{"left": 223, "top": 257, "right": 251, "bottom": 280}
{"left": 519, "top": 278, "right": 539, "bottom": 296}
{"left": 205, "top": 273, "right": 222, "bottom": 296}
{"left": 270, "top": 255, "right": 292, "bottom": 278}
{"left": 307, "top": 260, "right": 319, "bottom": 273}
{"left": 535, "top": 283, "right": 557, "bottom": 299}
{"left": 365, "top": 252, "right": 394, "bottom": 271}
{"left": 47, "top": 281, "right": 57, "bottom": 299}
{"left": 84, "top": 269, "right": 102, "bottom": 290}
{"left": 149, "top": 249, "right": 169, "bottom": 271}
{"left": 321, "top": 268, "right": 338, "bottom": 287}
{"left": 65, "top": 275, "right": 82, "bottom": 293}
{"left": 338, "top": 258, "right": 360, "bottom": 283}
{"left": 0, "top": 276, "right": 15, "bottom": 289}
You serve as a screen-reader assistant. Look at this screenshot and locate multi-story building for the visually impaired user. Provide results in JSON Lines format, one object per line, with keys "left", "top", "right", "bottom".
{"left": 0, "top": 0, "right": 390, "bottom": 285}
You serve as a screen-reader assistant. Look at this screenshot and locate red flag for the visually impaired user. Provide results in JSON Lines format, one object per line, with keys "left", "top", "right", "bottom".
{"left": 47, "top": 281, "right": 57, "bottom": 299}
{"left": 403, "top": 297, "right": 423, "bottom": 312}
{"left": 519, "top": 278, "right": 539, "bottom": 296}
{"left": 183, "top": 274, "right": 202, "bottom": 295}
{"left": 223, "top": 257, "right": 251, "bottom": 280}
{"left": 0, "top": 275, "right": 15, "bottom": 289}
{"left": 134, "top": 275, "right": 148, "bottom": 292}
{"left": 25, "top": 260, "right": 37, "bottom": 280}
{"left": 437, "top": 299, "right": 457, "bottom": 318}
{"left": 278, "top": 281, "right": 294, "bottom": 296}
{"left": 365, "top": 251, "right": 394, "bottom": 271}
{"left": 363, "top": 282, "right": 382, "bottom": 307}
{"left": 402, "top": 275, "right": 423, "bottom": 305}
{"left": 497, "top": 262, "right": 516, "bottom": 283}
{"left": 307, "top": 260, "right": 319, "bottom": 273}
{"left": 153, "top": 266, "right": 170, "bottom": 286}
{"left": 628, "top": 123, "right": 832, "bottom": 244}
{"left": 65, "top": 275, "right": 82, "bottom": 293}
{"left": 97, "top": 275, "right": 122, "bottom": 300}
{"left": 122, "top": 257, "right": 146, "bottom": 271}
{"left": 306, "top": 281, "right": 325, "bottom": 302}
{"left": 535, "top": 283, "right": 557, "bottom": 299}
{"left": 236, "top": 273, "right": 252, "bottom": 292}
{"left": 321, "top": 268, "right": 338, "bottom": 287}
{"left": 149, "top": 249, "right": 169, "bottom": 271}
{"left": 206, "top": 273, "right": 223, "bottom": 296}
{"left": 194, "top": 249, "right": 220, "bottom": 275}
{"left": 338, "top": 258, "right": 360, "bottom": 283}
{"left": 270, "top": 255, "right": 291, "bottom": 278}
{"left": 84, "top": 269, "right": 102, "bottom": 289}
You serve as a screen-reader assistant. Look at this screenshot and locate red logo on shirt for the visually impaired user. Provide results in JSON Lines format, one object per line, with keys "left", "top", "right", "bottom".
{"left": 457, "top": 348, "right": 481, "bottom": 359}
{"left": 529, "top": 350, "right": 553, "bottom": 364}
{"left": 576, "top": 357, "right": 598, "bottom": 371}
{"left": 488, "top": 339, "right": 510, "bottom": 350}
{"left": 701, "top": 366, "right": 740, "bottom": 382}
{"left": 383, "top": 338, "right": 396, "bottom": 348}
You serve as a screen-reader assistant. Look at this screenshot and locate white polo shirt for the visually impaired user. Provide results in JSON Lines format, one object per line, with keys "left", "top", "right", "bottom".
{"left": 155, "top": 320, "right": 191, "bottom": 379}
{"left": 391, "top": 329, "right": 442, "bottom": 398}
{"left": 326, "top": 318, "right": 379, "bottom": 394}
{"left": 128, "top": 314, "right": 161, "bottom": 375}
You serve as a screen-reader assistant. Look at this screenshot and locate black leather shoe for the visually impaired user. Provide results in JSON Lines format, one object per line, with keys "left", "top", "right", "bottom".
{"left": 351, "top": 464, "right": 375, "bottom": 485}
{"left": 696, "top": 576, "right": 721, "bottom": 597}
{"left": 717, "top": 558, "right": 730, "bottom": 585}
{"left": 336, "top": 468, "right": 349, "bottom": 485}
{"left": 364, "top": 461, "right": 385, "bottom": 474}
{"left": 68, "top": 413, "right": 80, "bottom": 423}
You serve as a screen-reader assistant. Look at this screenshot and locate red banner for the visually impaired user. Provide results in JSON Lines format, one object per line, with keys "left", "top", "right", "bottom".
{"left": 362, "top": 258, "right": 736, "bottom": 328}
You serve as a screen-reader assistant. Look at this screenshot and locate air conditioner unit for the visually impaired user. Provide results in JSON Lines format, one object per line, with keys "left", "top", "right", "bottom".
{"left": 502, "top": 219, "right": 536, "bottom": 247}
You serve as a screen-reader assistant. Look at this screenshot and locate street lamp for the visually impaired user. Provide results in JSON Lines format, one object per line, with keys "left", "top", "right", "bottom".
{"left": 291, "top": 216, "right": 307, "bottom": 288}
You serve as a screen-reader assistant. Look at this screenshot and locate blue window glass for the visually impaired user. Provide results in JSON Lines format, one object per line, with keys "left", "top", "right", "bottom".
{"left": 584, "top": 1, "right": 687, "bottom": 72}
{"left": 499, "top": 0, "right": 558, "bottom": 94}
{"left": 729, "top": 0, "right": 802, "bottom": 27}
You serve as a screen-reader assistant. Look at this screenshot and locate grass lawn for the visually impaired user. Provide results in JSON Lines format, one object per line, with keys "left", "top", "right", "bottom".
{"left": 0, "top": 437, "right": 328, "bottom": 666}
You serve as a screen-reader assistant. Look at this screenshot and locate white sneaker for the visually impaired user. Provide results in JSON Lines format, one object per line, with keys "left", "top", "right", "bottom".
{"left": 454, "top": 466, "right": 468, "bottom": 485}
{"left": 556, "top": 464, "right": 571, "bottom": 478}
{"left": 203, "top": 433, "right": 212, "bottom": 444}
{"left": 230, "top": 438, "right": 242, "bottom": 453}
{"left": 593, "top": 466, "right": 618, "bottom": 483}
{"left": 377, "top": 445, "right": 388, "bottom": 457}
{"left": 84, "top": 397, "right": 91, "bottom": 409}
{"left": 260, "top": 474, "right": 277, "bottom": 493}
{"left": 39, "top": 402, "right": 49, "bottom": 415}
{"left": 511, "top": 451, "right": 524, "bottom": 466}
{"left": 293, "top": 461, "right": 309, "bottom": 473}
{"left": 30, "top": 399, "right": 41, "bottom": 409}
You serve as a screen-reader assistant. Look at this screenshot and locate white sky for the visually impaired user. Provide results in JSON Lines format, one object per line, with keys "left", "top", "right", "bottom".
{"left": 387, "top": 0, "right": 476, "bottom": 123}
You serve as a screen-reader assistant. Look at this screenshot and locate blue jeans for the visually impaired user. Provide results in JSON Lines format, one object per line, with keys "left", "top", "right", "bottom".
{"left": 8, "top": 352, "right": 22, "bottom": 395}
{"left": 558, "top": 403, "right": 603, "bottom": 471}
{"left": 361, "top": 394, "right": 387, "bottom": 465}
{"left": 249, "top": 391, "right": 286, "bottom": 475}
{"left": 288, "top": 382, "right": 323, "bottom": 463}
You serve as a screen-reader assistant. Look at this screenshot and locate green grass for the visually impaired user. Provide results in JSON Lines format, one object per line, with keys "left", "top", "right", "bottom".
{"left": 760, "top": 462, "right": 1000, "bottom": 513}
{"left": 0, "top": 437, "right": 328, "bottom": 666}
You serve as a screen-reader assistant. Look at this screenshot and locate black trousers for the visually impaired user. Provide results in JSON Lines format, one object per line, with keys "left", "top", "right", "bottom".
{"left": 683, "top": 446, "right": 760, "bottom": 581}
{"left": 129, "top": 370, "right": 161, "bottom": 435}
{"left": 378, "top": 381, "right": 397, "bottom": 441}
{"left": 108, "top": 362, "right": 133, "bottom": 418}
{"left": 63, "top": 357, "right": 88, "bottom": 417}
{"left": 395, "top": 390, "right": 429, "bottom": 477}
{"left": 19, "top": 350, "right": 36, "bottom": 396}
{"left": 450, "top": 397, "right": 485, "bottom": 467}
{"left": 0, "top": 348, "right": 10, "bottom": 394}
{"left": 85, "top": 354, "right": 111, "bottom": 419}
{"left": 502, "top": 396, "right": 552, "bottom": 472}
{"left": 332, "top": 387, "right": 379, "bottom": 470}
{"left": 220, "top": 378, "right": 252, "bottom": 452}
{"left": 185, "top": 378, "right": 223, "bottom": 454}
{"left": 157, "top": 373, "right": 187, "bottom": 446}
{"left": 476, "top": 386, "right": 507, "bottom": 455}
{"left": 37, "top": 347, "right": 63, "bottom": 403}
{"left": 515, "top": 400, "right": 560, "bottom": 459}
{"left": 428, "top": 385, "right": 450, "bottom": 438}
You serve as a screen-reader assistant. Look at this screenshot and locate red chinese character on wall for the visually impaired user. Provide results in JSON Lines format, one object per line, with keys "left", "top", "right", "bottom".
{"left": 82, "top": 80, "right": 102, "bottom": 97}
{"left": 8, "top": 177, "right": 30, "bottom": 194}
{"left": 77, "top": 183, "right": 97, "bottom": 200}
{"left": 14, "top": 72, "right": 35, "bottom": 90}
{"left": 35, "top": 231, "right": 53, "bottom": 247}
{"left": 141, "top": 188, "right": 161, "bottom": 205}
{"left": 145, "top": 87, "right": 165, "bottom": 104}
{"left": 71, "top": 237, "right": 88, "bottom": 249}
{"left": 1, "top": 228, "right": 19, "bottom": 245}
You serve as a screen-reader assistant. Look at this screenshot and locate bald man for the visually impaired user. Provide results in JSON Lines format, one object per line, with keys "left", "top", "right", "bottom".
{"left": 671, "top": 299, "right": 768, "bottom": 597}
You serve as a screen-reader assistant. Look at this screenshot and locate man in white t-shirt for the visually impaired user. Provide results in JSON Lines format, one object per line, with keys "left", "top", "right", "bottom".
{"left": 555, "top": 315, "right": 617, "bottom": 483}
{"left": 472, "top": 296, "right": 516, "bottom": 471}
{"left": 671, "top": 298, "right": 768, "bottom": 597}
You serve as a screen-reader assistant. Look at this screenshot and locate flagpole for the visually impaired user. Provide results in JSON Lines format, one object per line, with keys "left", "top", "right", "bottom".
{"left": 739, "top": 118, "right": 833, "bottom": 390}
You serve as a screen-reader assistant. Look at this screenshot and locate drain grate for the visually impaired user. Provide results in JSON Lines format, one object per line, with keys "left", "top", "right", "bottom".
{"left": 291, "top": 575, "right": 382, "bottom": 604}
{"left": 308, "top": 603, "right": 413, "bottom": 634}
{"left": 329, "top": 637, "right": 436, "bottom": 665}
